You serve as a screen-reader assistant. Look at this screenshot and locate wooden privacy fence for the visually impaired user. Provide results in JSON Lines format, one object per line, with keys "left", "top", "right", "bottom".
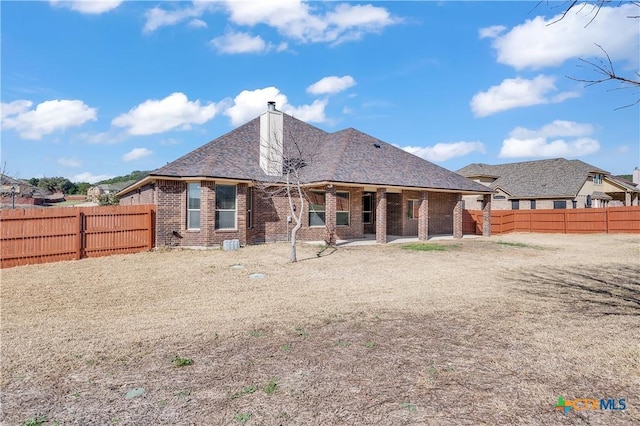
{"left": 463, "top": 206, "right": 640, "bottom": 235}
{"left": 1, "top": 205, "right": 155, "bottom": 268}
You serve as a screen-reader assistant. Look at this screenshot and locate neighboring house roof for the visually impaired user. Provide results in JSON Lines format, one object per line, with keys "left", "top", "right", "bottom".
{"left": 608, "top": 175, "right": 638, "bottom": 191}
{"left": 456, "top": 158, "right": 628, "bottom": 198}
{"left": 591, "top": 191, "right": 612, "bottom": 200}
{"left": 0, "top": 174, "right": 50, "bottom": 198}
{"left": 90, "top": 181, "right": 137, "bottom": 192}
{"left": 124, "top": 113, "right": 491, "bottom": 194}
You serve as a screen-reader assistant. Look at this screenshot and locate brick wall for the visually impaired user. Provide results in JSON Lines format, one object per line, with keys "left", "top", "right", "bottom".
{"left": 376, "top": 189, "right": 387, "bottom": 244}
{"left": 122, "top": 179, "right": 474, "bottom": 245}
{"left": 0, "top": 196, "right": 42, "bottom": 206}
{"left": 386, "top": 193, "right": 402, "bottom": 235}
{"left": 254, "top": 185, "right": 364, "bottom": 243}
{"left": 121, "top": 183, "right": 155, "bottom": 205}
{"left": 156, "top": 180, "right": 187, "bottom": 246}
{"left": 453, "top": 193, "right": 463, "bottom": 238}
{"left": 428, "top": 192, "right": 457, "bottom": 235}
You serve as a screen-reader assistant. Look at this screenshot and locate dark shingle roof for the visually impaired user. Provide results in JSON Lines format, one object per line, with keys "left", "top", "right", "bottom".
{"left": 150, "top": 113, "right": 490, "bottom": 193}
{"left": 456, "top": 158, "right": 611, "bottom": 197}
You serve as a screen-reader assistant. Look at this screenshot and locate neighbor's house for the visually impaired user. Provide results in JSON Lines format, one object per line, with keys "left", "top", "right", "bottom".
{"left": 87, "top": 181, "right": 135, "bottom": 203}
{"left": 457, "top": 158, "right": 640, "bottom": 211}
{"left": 0, "top": 174, "right": 62, "bottom": 207}
{"left": 118, "top": 103, "right": 493, "bottom": 247}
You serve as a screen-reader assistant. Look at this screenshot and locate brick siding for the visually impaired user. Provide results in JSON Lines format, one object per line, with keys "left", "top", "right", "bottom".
{"left": 428, "top": 192, "right": 458, "bottom": 235}
{"left": 122, "top": 179, "right": 472, "bottom": 246}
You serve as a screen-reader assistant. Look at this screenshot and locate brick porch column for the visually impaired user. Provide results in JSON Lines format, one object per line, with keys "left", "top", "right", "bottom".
{"left": 325, "top": 186, "right": 337, "bottom": 245}
{"left": 482, "top": 194, "right": 491, "bottom": 237}
{"left": 237, "top": 183, "right": 247, "bottom": 246}
{"left": 418, "top": 191, "right": 429, "bottom": 240}
{"left": 453, "top": 193, "right": 463, "bottom": 239}
{"left": 625, "top": 192, "right": 632, "bottom": 206}
{"left": 376, "top": 188, "right": 387, "bottom": 244}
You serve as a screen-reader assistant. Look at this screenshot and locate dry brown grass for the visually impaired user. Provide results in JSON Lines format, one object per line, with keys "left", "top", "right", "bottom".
{"left": 1, "top": 233, "right": 639, "bottom": 425}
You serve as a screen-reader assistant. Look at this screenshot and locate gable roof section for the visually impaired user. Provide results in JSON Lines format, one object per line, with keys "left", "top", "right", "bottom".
{"left": 457, "top": 158, "right": 610, "bottom": 198}
{"left": 607, "top": 175, "right": 639, "bottom": 191}
{"left": 141, "top": 113, "right": 491, "bottom": 194}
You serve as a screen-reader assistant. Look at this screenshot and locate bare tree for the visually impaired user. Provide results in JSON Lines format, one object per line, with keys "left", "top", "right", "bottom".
{"left": 569, "top": 44, "right": 640, "bottom": 109}
{"left": 537, "top": 0, "right": 640, "bottom": 108}
{"left": 256, "top": 112, "right": 320, "bottom": 262}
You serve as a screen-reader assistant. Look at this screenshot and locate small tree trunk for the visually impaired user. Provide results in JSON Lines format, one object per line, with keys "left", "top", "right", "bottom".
{"left": 290, "top": 222, "right": 301, "bottom": 262}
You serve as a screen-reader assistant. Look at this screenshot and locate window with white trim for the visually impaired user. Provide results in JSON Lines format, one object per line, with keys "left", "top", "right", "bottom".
{"left": 593, "top": 174, "right": 603, "bottom": 185}
{"left": 336, "top": 191, "right": 350, "bottom": 226}
{"left": 309, "top": 191, "right": 325, "bottom": 227}
{"left": 407, "top": 199, "right": 420, "bottom": 219}
{"left": 215, "top": 184, "right": 237, "bottom": 230}
{"left": 187, "top": 182, "right": 201, "bottom": 229}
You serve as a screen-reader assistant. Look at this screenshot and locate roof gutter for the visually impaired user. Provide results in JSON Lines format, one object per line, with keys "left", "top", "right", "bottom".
{"left": 118, "top": 176, "right": 495, "bottom": 198}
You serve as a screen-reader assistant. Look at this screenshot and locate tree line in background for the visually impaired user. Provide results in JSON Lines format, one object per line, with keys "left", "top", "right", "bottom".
{"left": 27, "top": 170, "right": 150, "bottom": 195}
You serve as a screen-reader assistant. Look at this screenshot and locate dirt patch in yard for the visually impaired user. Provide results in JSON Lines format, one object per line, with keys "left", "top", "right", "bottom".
{"left": 2, "top": 234, "right": 639, "bottom": 425}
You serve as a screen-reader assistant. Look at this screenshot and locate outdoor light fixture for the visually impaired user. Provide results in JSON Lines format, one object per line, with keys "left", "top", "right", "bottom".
{"left": 10, "top": 185, "right": 16, "bottom": 209}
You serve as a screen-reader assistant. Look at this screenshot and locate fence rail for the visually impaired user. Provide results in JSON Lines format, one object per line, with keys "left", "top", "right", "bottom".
{"left": 463, "top": 206, "right": 640, "bottom": 235}
{"left": 1, "top": 205, "right": 155, "bottom": 268}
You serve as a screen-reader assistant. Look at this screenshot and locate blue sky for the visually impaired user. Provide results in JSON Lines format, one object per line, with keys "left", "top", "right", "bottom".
{"left": 2, "top": 0, "right": 639, "bottom": 183}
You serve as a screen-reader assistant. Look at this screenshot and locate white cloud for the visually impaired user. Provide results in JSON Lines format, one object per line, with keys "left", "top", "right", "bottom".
{"left": 160, "top": 138, "right": 181, "bottom": 146}
{"left": 145, "top": 1, "right": 399, "bottom": 45}
{"left": 283, "top": 99, "right": 327, "bottom": 122}
{"left": 224, "top": 87, "right": 329, "bottom": 125}
{"left": 79, "top": 131, "right": 126, "bottom": 145}
{"left": 210, "top": 31, "right": 269, "bottom": 54}
{"left": 1, "top": 99, "right": 97, "bottom": 140}
{"left": 224, "top": 87, "right": 289, "bottom": 126}
{"left": 307, "top": 75, "right": 356, "bottom": 95}
{"left": 71, "top": 172, "right": 115, "bottom": 184}
{"left": 225, "top": 1, "right": 399, "bottom": 44}
{"left": 112, "top": 92, "right": 218, "bottom": 135}
{"left": 500, "top": 137, "right": 600, "bottom": 158}
{"left": 49, "top": 0, "right": 123, "bottom": 14}
{"left": 470, "top": 75, "right": 579, "bottom": 117}
{"left": 510, "top": 120, "right": 594, "bottom": 139}
{"left": 188, "top": 18, "right": 207, "bottom": 29}
{"left": 403, "top": 141, "right": 485, "bottom": 162}
{"left": 478, "top": 25, "right": 505, "bottom": 39}
{"left": 144, "top": 2, "right": 214, "bottom": 33}
{"left": 122, "top": 148, "right": 153, "bottom": 162}
{"left": 1, "top": 100, "right": 32, "bottom": 119}
{"left": 481, "top": 3, "right": 639, "bottom": 70}
{"left": 499, "top": 120, "right": 600, "bottom": 158}
{"left": 58, "top": 157, "right": 82, "bottom": 167}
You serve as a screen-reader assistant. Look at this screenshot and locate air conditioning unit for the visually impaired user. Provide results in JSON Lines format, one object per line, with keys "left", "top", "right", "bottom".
{"left": 222, "top": 239, "right": 240, "bottom": 250}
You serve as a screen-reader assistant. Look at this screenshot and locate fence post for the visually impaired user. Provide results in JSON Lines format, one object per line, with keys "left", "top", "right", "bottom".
{"left": 147, "top": 207, "right": 155, "bottom": 251}
{"left": 605, "top": 208, "right": 609, "bottom": 234}
{"left": 76, "top": 210, "right": 84, "bottom": 260}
